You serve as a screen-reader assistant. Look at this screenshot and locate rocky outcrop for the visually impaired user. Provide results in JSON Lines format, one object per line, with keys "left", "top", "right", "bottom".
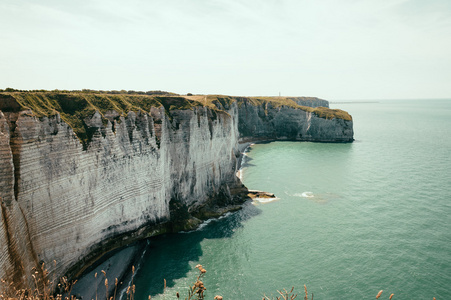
{"left": 236, "top": 98, "right": 353, "bottom": 142}
{"left": 0, "top": 92, "right": 352, "bottom": 288}
{"left": 289, "top": 97, "right": 329, "bottom": 108}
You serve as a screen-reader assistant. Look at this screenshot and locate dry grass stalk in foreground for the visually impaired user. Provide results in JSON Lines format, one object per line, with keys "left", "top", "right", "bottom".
{"left": 1, "top": 263, "right": 438, "bottom": 300}
{"left": 0, "top": 261, "right": 77, "bottom": 300}
{"left": 0, "top": 263, "right": 137, "bottom": 300}
{"left": 262, "top": 286, "right": 299, "bottom": 300}
{"left": 174, "top": 264, "right": 213, "bottom": 300}
{"left": 376, "top": 290, "right": 399, "bottom": 299}
{"left": 262, "top": 284, "right": 313, "bottom": 300}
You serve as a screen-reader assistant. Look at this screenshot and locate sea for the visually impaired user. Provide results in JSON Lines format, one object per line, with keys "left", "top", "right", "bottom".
{"left": 87, "top": 99, "right": 451, "bottom": 299}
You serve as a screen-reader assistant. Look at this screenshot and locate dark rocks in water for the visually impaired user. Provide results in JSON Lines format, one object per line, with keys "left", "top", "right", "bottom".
{"left": 247, "top": 190, "right": 276, "bottom": 199}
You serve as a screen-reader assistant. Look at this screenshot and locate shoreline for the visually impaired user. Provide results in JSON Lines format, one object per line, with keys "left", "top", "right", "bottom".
{"left": 70, "top": 241, "right": 146, "bottom": 300}
{"left": 70, "top": 143, "right": 255, "bottom": 299}
{"left": 68, "top": 138, "right": 349, "bottom": 296}
{"left": 236, "top": 141, "right": 253, "bottom": 180}
{"left": 0, "top": 92, "right": 354, "bottom": 295}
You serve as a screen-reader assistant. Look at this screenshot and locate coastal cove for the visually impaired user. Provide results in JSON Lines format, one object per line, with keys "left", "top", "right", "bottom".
{"left": 2, "top": 1, "right": 451, "bottom": 298}
{"left": 0, "top": 92, "right": 352, "bottom": 292}
{"left": 83, "top": 99, "right": 450, "bottom": 300}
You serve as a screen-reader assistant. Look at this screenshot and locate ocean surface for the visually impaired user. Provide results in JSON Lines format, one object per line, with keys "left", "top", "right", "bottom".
{"left": 114, "top": 99, "right": 451, "bottom": 299}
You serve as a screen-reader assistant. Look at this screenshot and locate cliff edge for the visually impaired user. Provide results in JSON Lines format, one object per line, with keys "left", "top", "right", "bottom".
{"left": 0, "top": 91, "right": 353, "bottom": 288}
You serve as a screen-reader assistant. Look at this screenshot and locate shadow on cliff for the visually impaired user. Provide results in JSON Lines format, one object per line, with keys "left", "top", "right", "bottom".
{"left": 130, "top": 202, "right": 261, "bottom": 299}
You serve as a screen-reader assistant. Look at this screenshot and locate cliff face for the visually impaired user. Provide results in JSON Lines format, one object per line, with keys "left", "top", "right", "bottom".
{"left": 237, "top": 98, "right": 353, "bottom": 142}
{"left": 0, "top": 93, "right": 352, "bottom": 287}
{"left": 289, "top": 97, "right": 329, "bottom": 108}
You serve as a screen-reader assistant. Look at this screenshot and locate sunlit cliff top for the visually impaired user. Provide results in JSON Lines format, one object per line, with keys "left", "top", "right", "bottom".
{"left": 0, "top": 89, "right": 352, "bottom": 146}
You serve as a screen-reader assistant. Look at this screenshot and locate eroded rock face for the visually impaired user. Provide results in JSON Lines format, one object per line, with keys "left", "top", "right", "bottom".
{"left": 0, "top": 96, "right": 352, "bottom": 288}
{"left": 0, "top": 105, "right": 242, "bottom": 286}
{"left": 237, "top": 99, "right": 353, "bottom": 142}
{"left": 290, "top": 97, "right": 329, "bottom": 108}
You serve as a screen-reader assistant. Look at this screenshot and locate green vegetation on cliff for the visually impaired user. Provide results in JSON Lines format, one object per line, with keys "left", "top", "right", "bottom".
{"left": 224, "top": 96, "right": 352, "bottom": 121}
{"left": 186, "top": 94, "right": 351, "bottom": 121}
{"left": 311, "top": 106, "right": 352, "bottom": 121}
{"left": 0, "top": 90, "right": 352, "bottom": 148}
{"left": 1, "top": 92, "right": 203, "bottom": 118}
{"left": 0, "top": 91, "right": 204, "bottom": 148}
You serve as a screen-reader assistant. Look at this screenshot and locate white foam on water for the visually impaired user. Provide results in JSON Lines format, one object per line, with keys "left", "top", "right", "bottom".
{"left": 180, "top": 212, "right": 234, "bottom": 233}
{"left": 293, "top": 191, "right": 314, "bottom": 198}
{"left": 196, "top": 218, "right": 215, "bottom": 230}
{"left": 197, "top": 212, "right": 233, "bottom": 230}
{"left": 293, "top": 191, "right": 333, "bottom": 204}
{"left": 252, "top": 197, "right": 280, "bottom": 204}
{"left": 301, "top": 191, "right": 314, "bottom": 198}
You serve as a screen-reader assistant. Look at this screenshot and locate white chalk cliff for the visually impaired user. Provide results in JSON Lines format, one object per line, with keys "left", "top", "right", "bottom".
{"left": 0, "top": 93, "right": 353, "bottom": 288}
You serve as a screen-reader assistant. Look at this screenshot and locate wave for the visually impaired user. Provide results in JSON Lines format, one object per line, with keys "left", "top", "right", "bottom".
{"left": 252, "top": 197, "right": 280, "bottom": 204}
{"left": 179, "top": 212, "right": 234, "bottom": 233}
{"left": 295, "top": 191, "right": 314, "bottom": 198}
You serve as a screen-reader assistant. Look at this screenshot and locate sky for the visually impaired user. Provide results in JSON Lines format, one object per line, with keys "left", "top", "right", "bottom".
{"left": 1, "top": 0, "right": 451, "bottom": 100}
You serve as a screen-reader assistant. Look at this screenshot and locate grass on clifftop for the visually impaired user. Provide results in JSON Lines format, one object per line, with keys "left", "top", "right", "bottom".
{"left": 1, "top": 90, "right": 352, "bottom": 122}
{"left": 186, "top": 95, "right": 352, "bottom": 121}
{"left": 0, "top": 91, "right": 205, "bottom": 147}
{"left": 0, "top": 90, "right": 352, "bottom": 148}
{"left": 224, "top": 96, "right": 352, "bottom": 121}
{"left": 4, "top": 92, "right": 203, "bottom": 118}
{"left": 311, "top": 106, "right": 352, "bottom": 121}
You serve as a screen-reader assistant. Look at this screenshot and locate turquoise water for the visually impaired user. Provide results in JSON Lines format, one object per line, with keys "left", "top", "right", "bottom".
{"left": 132, "top": 100, "right": 451, "bottom": 299}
